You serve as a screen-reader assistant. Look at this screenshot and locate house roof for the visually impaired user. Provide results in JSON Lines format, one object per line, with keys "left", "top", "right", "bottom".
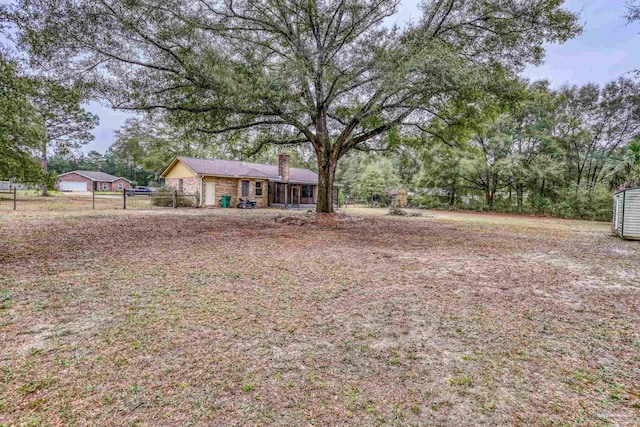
{"left": 165, "top": 156, "right": 319, "bottom": 184}
{"left": 58, "top": 170, "right": 132, "bottom": 183}
{"left": 614, "top": 186, "right": 640, "bottom": 195}
{"left": 386, "top": 187, "right": 407, "bottom": 195}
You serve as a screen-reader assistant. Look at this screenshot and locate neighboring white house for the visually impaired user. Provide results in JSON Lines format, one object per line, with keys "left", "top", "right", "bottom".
{"left": 613, "top": 187, "right": 640, "bottom": 240}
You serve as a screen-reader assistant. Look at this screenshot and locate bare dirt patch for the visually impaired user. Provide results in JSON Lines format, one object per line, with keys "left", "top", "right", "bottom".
{"left": 0, "top": 209, "right": 638, "bottom": 426}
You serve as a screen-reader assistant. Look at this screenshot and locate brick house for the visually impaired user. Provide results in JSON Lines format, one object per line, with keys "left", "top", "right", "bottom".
{"left": 56, "top": 171, "right": 132, "bottom": 192}
{"left": 160, "top": 154, "right": 321, "bottom": 208}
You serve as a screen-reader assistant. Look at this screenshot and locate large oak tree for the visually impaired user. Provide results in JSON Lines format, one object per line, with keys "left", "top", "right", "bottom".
{"left": 16, "top": 0, "right": 579, "bottom": 211}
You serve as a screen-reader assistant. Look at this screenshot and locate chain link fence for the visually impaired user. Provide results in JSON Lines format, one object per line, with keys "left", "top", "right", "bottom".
{"left": 124, "top": 190, "right": 199, "bottom": 210}
{"left": 0, "top": 187, "right": 17, "bottom": 210}
{"left": 0, "top": 183, "right": 199, "bottom": 212}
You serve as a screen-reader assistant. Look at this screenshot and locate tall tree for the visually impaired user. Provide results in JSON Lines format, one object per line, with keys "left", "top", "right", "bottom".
{"left": 111, "top": 118, "right": 149, "bottom": 183}
{"left": 335, "top": 151, "right": 367, "bottom": 198}
{"left": 15, "top": 0, "right": 580, "bottom": 212}
{"left": 357, "top": 158, "right": 399, "bottom": 204}
{"left": 32, "top": 81, "right": 98, "bottom": 195}
{"left": 628, "top": 1, "right": 640, "bottom": 23}
{"left": 554, "top": 79, "right": 640, "bottom": 191}
{"left": 461, "top": 129, "right": 512, "bottom": 208}
{"left": 417, "top": 142, "right": 467, "bottom": 206}
{"left": 499, "top": 81, "right": 560, "bottom": 211}
{"left": 608, "top": 139, "right": 640, "bottom": 190}
{"left": 0, "top": 53, "right": 43, "bottom": 182}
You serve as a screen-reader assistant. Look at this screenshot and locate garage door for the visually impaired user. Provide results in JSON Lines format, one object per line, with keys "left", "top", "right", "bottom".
{"left": 59, "top": 181, "right": 88, "bottom": 192}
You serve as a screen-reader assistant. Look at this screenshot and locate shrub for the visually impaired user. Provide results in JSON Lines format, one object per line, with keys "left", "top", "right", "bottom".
{"left": 551, "top": 187, "right": 612, "bottom": 221}
{"left": 408, "top": 194, "right": 449, "bottom": 209}
{"left": 388, "top": 205, "right": 406, "bottom": 216}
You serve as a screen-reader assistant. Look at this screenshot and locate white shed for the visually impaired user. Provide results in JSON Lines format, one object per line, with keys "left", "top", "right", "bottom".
{"left": 613, "top": 187, "right": 640, "bottom": 240}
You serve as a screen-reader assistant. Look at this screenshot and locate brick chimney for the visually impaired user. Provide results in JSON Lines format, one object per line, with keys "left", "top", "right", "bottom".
{"left": 278, "top": 153, "right": 290, "bottom": 182}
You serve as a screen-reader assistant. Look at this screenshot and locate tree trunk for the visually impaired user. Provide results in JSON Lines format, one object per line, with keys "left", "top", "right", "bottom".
{"left": 517, "top": 186, "right": 523, "bottom": 214}
{"left": 316, "top": 154, "right": 337, "bottom": 213}
{"left": 41, "top": 144, "right": 49, "bottom": 197}
{"left": 485, "top": 190, "right": 495, "bottom": 208}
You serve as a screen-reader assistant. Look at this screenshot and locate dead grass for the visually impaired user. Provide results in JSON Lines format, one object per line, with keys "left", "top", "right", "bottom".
{"left": 0, "top": 193, "right": 123, "bottom": 212}
{"left": 0, "top": 208, "right": 638, "bottom": 426}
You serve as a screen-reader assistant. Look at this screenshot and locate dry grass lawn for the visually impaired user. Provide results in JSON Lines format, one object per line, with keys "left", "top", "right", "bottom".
{"left": 1, "top": 208, "right": 638, "bottom": 426}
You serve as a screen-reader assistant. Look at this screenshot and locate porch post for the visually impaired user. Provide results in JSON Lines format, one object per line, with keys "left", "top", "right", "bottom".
{"left": 284, "top": 183, "right": 288, "bottom": 208}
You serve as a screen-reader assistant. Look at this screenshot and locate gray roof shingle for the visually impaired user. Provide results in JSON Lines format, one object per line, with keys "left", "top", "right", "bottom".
{"left": 176, "top": 157, "right": 319, "bottom": 184}
{"left": 59, "top": 171, "right": 130, "bottom": 182}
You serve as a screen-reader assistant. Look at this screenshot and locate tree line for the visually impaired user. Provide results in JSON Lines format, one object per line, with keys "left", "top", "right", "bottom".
{"left": 337, "top": 78, "right": 640, "bottom": 220}
{"left": 9, "top": 0, "right": 581, "bottom": 212}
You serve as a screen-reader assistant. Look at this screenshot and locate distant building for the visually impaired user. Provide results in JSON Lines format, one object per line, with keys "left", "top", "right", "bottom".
{"left": 387, "top": 188, "right": 408, "bottom": 207}
{"left": 56, "top": 171, "right": 132, "bottom": 192}
{"left": 613, "top": 187, "right": 640, "bottom": 240}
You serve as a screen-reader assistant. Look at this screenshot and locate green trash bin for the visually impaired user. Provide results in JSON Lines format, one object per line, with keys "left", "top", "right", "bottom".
{"left": 221, "top": 195, "right": 231, "bottom": 208}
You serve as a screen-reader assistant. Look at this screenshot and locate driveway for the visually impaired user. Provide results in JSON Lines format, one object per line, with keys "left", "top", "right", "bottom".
{"left": 62, "top": 191, "right": 121, "bottom": 199}
{"left": 62, "top": 191, "right": 93, "bottom": 196}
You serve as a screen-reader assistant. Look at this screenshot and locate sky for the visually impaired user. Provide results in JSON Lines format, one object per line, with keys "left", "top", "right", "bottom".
{"left": 6, "top": 0, "right": 640, "bottom": 153}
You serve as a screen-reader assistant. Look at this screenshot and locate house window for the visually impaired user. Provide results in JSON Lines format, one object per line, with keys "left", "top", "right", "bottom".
{"left": 302, "top": 185, "right": 313, "bottom": 198}
{"left": 178, "top": 179, "right": 184, "bottom": 193}
{"left": 241, "top": 180, "right": 249, "bottom": 197}
{"left": 255, "top": 181, "right": 263, "bottom": 197}
{"left": 117, "top": 183, "right": 123, "bottom": 190}
{"left": 101, "top": 182, "right": 108, "bottom": 190}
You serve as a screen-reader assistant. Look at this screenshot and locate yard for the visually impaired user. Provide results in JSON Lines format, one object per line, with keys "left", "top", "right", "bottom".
{"left": 0, "top": 208, "right": 638, "bottom": 426}
{"left": 0, "top": 192, "right": 161, "bottom": 211}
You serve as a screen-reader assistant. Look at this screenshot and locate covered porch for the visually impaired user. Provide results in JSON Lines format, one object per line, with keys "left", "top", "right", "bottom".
{"left": 268, "top": 182, "right": 316, "bottom": 207}
{"left": 268, "top": 181, "right": 340, "bottom": 208}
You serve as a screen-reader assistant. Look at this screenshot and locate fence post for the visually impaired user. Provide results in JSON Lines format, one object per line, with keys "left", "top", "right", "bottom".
{"left": 13, "top": 186, "right": 17, "bottom": 211}
{"left": 173, "top": 190, "right": 177, "bottom": 209}
{"left": 123, "top": 189, "right": 127, "bottom": 209}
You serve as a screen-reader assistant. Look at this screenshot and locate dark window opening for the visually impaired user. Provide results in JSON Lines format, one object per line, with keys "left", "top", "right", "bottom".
{"left": 255, "top": 181, "right": 263, "bottom": 197}
{"left": 241, "top": 180, "right": 249, "bottom": 197}
{"left": 302, "top": 185, "right": 313, "bottom": 198}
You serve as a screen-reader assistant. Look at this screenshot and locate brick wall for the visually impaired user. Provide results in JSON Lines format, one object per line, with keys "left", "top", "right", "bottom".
{"left": 215, "top": 177, "right": 238, "bottom": 207}
{"left": 166, "top": 176, "right": 271, "bottom": 208}
{"left": 254, "top": 180, "right": 268, "bottom": 208}
{"left": 246, "top": 179, "right": 268, "bottom": 208}
{"left": 57, "top": 173, "right": 132, "bottom": 192}
{"left": 200, "top": 177, "right": 269, "bottom": 208}
{"left": 110, "top": 179, "right": 131, "bottom": 192}
{"left": 278, "top": 153, "right": 290, "bottom": 182}
{"left": 165, "top": 177, "right": 200, "bottom": 196}
{"left": 56, "top": 172, "right": 93, "bottom": 190}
